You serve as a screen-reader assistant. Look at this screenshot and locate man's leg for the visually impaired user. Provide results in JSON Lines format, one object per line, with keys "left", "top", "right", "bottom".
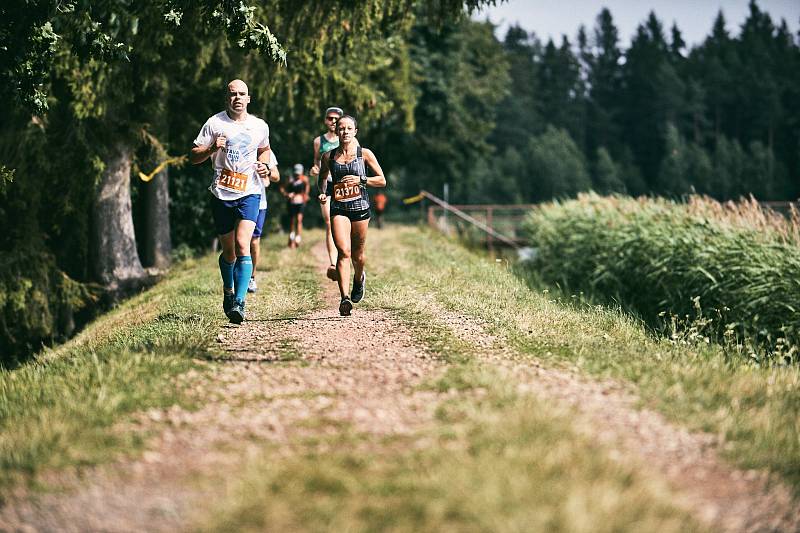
{"left": 249, "top": 236, "right": 261, "bottom": 293}
{"left": 218, "top": 230, "right": 237, "bottom": 316}
{"left": 233, "top": 219, "right": 257, "bottom": 304}
{"left": 211, "top": 197, "right": 238, "bottom": 316}
{"left": 249, "top": 208, "right": 266, "bottom": 293}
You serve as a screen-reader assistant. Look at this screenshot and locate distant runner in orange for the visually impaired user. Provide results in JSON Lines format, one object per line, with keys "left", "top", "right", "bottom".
{"left": 282, "top": 163, "right": 310, "bottom": 248}
{"left": 373, "top": 191, "right": 387, "bottom": 228}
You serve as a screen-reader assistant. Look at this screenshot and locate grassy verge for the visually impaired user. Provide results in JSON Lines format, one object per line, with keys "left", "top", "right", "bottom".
{"left": 362, "top": 225, "right": 800, "bottom": 491}
{"left": 199, "top": 226, "right": 702, "bottom": 532}
{"left": 0, "top": 232, "right": 321, "bottom": 492}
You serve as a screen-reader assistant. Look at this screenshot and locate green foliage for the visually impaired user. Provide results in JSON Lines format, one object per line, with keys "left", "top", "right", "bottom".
{"left": 393, "top": 17, "right": 510, "bottom": 201}
{"left": 593, "top": 147, "right": 626, "bottom": 194}
{"left": 657, "top": 124, "right": 713, "bottom": 196}
{"left": 522, "top": 194, "right": 800, "bottom": 360}
{"left": 0, "top": 247, "right": 94, "bottom": 366}
{"left": 527, "top": 126, "right": 591, "bottom": 201}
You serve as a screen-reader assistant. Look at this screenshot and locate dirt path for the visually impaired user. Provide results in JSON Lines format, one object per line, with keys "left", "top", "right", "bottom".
{"left": 1, "top": 240, "right": 798, "bottom": 532}
{"left": 0, "top": 242, "right": 449, "bottom": 532}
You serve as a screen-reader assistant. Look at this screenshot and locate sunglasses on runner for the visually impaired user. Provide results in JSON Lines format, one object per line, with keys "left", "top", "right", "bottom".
{"left": 325, "top": 116, "right": 339, "bottom": 122}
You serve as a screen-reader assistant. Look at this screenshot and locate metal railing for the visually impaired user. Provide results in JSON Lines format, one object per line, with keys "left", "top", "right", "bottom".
{"left": 413, "top": 190, "right": 534, "bottom": 251}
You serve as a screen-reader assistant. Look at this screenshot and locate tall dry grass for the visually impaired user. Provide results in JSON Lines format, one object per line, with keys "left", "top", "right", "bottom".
{"left": 522, "top": 193, "right": 800, "bottom": 362}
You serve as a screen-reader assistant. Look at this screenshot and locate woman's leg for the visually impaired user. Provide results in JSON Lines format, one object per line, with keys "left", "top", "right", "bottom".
{"left": 321, "top": 200, "right": 337, "bottom": 269}
{"left": 331, "top": 214, "right": 352, "bottom": 299}
{"left": 296, "top": 211, "right": 304, "bottom": 243}
{"left": 289, "top": 213, "right": 298, "bottom": 247}
{"left": 350, "top": 219, "right": 369, "bottom": 282}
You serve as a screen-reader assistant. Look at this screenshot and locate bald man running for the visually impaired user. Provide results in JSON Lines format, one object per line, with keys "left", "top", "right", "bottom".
{"left": 190, "top": 79, "right": 273, "bottom": 324}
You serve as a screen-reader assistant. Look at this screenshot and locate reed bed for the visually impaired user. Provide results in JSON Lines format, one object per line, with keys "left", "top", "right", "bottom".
{"left": 522, "top": 193, "right": 800, "bottom": 362}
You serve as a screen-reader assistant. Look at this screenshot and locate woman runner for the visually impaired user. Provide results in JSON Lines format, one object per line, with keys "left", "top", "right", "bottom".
{"left": 282, "top": 163, "right": 310, "bottom": 248}
{"left": 317, "top": 115, "right": 386, "bottom": 316}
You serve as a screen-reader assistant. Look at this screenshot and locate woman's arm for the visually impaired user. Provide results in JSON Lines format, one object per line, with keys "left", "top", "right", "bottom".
{"left": 362, "top": 148, "right": 386, "bottom": 188}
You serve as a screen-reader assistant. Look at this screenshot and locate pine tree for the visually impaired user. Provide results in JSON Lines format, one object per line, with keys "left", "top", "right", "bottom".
{"left": 593, "top": 147, "right": 626, "bottom": 194}
{"left": 711, "top": 136, "right": 746, "bottom": 199}
{"left": 536, "top": 37, "right": 585, "bottom": 147}
{"left": 527, "top": 126, "right": 591, "bottom": 201}
{"left": 657, "top": 123, "right": 690, "bottom": 196}
{"left": 584, "top": 9, "right": 624, "bottom": 160}
{"left": 489, "top": 25, "right": 541, "bottom": 151}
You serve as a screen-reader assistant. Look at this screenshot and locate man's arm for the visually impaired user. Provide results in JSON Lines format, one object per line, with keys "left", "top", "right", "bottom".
{"left": 310, "top": 136, "right": 322, "bottom": 177}
{"left": 317, "top": 152, "right": 330, "bottom": 203}
{"left": 189, "top": 134, "right": 226, "bottom": 165}
{"left": 256, "top": 146, "right": 278, "bottom": 182}
{"left": 303, "top": 175, "right": 311, "bottom": 202}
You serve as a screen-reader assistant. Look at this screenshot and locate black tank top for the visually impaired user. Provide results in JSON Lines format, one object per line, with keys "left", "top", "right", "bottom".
{"left": 329, "top": 146, "right": 370, "bottom": 212}
{"left": 289, "top": 177, "right": 305, "bottom": 194}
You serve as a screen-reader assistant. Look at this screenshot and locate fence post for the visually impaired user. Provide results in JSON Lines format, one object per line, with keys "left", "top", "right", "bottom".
{"left": 428, "top": 206, "right": 436, "bottom": 228}
{"left": 487, "top": 207, "right": 494, "bottom": 253}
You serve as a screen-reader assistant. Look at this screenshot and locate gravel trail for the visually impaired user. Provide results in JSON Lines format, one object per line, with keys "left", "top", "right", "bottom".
{"left": 1, "top": 239, "right": 797, "bottom": 532}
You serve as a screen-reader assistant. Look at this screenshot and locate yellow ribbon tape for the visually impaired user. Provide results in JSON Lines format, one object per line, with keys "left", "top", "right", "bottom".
{"left": 138, "top": 155, "right": 187, "bottom": 182}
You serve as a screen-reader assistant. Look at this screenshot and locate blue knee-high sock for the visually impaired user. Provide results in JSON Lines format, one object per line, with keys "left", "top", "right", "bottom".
{"left": 219, "top": 254, "right": 235, "bottom": 291}
{"left": 233, "top": 256, "right": 253, "bottom": 302}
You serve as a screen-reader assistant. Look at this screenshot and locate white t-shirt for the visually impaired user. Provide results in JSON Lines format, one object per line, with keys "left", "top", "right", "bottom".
{"left": 259, "top": 151, "right": 278, "bottom": 210}
{"left": 193, "top": 111, "right": 270, "bottom": 201}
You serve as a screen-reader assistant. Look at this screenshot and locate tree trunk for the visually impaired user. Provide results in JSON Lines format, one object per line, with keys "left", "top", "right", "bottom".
{"left": 142, "top": 166, "right": 172, "bottom": 270}
{"left": 92, "top": 142, "right": 147, "bottom": 291}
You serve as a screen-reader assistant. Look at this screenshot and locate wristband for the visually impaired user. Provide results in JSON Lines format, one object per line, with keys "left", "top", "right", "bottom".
{"left": 360, "top": 175, "right": 367, "bottom": 186}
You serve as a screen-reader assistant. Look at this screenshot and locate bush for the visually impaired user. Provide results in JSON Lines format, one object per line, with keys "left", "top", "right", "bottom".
{"left": 0, "top": 246, "right": 94, "bottom": 366}
{"left": 522, "top": 193, "right": 800, "bottom": 361}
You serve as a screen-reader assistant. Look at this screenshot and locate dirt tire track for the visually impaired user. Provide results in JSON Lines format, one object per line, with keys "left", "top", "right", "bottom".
{"left": 431, "top": 306, "right": 800, "bottom": 533}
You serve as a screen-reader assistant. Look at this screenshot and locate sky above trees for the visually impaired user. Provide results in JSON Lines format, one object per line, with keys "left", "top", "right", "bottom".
{"left": 476, "top": 0, "right": 799, "bottom": 46}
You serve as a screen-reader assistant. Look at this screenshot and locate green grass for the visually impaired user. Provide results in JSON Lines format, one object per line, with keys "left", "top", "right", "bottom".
{"left": 198, "top": 225, "right": 702, "bottom": 532}
{"left": 0, "top": 232, "right": 321, "bottom": 492}
{"left": 200, "top": 360, "right": 701, "bottom": 533}
{"left": 363, "top": 225, "right": 800, "bottom": 491}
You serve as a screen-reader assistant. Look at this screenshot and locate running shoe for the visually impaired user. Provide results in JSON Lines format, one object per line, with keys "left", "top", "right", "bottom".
{"left": 339, "top": 297, "right": 353, "bottom": 316}
{"left": 223, "top": 291, "right": 235, "bottom": 315}
{"left": 228, "top": 299, "right": 246, "bottom": 324}
{"left": 247, "top": 276, "right": 258, "bottom": 293}
{"left": 351, "top": 271, "right": 366, "bottom": 303}
{"left": 326, "top": 265, "right": 338, "bottom": 281}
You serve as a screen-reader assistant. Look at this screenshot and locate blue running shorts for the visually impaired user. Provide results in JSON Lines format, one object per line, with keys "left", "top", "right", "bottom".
{"left": 252, "top": 208, "right": 268, "bottom": 238}
{"left": 210, "top": 194, "right": 261, "bottom": 235}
